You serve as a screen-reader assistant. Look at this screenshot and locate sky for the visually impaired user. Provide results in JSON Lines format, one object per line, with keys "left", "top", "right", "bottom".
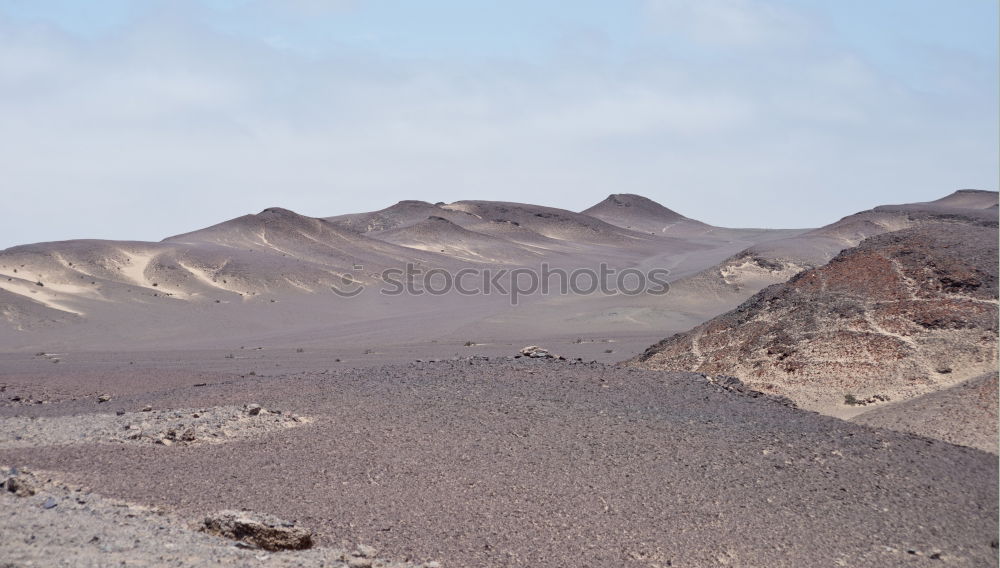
{"left": 0, "top": 0, "right": 997, "bottom": 248}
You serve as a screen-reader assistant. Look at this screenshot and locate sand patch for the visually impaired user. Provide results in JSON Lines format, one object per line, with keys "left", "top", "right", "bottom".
{"left": 176, "top": 261, "right": 245, "bottom": 295}
{"left": 0, "top": 404, "right": 311, "bottom": 449}
{"left": 0, "top": 278, "right": 87, "bottom": 316}
{"left": 113, "top": 249, "right": 157, "bottom": 287}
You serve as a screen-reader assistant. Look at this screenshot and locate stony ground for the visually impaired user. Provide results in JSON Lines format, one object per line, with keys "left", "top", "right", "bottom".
{"left": 1, "top": 467, "right": 438, "bottom": 568}
{"left": 0, "top": 355, "right": 996, "bottom": 567}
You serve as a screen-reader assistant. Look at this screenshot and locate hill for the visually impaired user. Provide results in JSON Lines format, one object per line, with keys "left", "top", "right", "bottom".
{"left": 632, "top": 220, "right": 999, "bottom": 441}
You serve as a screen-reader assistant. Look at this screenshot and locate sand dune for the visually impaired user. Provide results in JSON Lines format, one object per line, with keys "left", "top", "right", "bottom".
{"left": 1, "top": 191, "right": 995, "bottom": 359}
{"left": 582, "top": 193, "right": 711, "bottom": 236}
{"left": 0, "top": 196, "right": 765, "bottom": 350}
{"left": 325, "top": 200, "right": 479, "bottom": 234}
{"left": 901, "top": 188, "right": 998, "bottom": 210}
{"left": 441, "top": 200, "right": 657, "bottom": 245}
{"left": 372, "top": 216, "right": 549, "bottom": 264}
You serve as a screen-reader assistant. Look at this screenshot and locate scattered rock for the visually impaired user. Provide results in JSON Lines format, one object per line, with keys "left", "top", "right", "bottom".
{"left": 200, "top": 510, "right": 313, "bottom": 551}
{"left": 246, "top": 404, "right": 262, "bottom": 416}
{"left": 519, "top": 345, "right": 563, "bottom": 359}
{"left": 355, "top": 543, "right": 378, "bottom": 558}
{"left": 844, "top": 393, "right": 891, "bottom": 407}
{"left": 97, "top": 394, "right": 111, "bottom": 403}
{"left": 707, "top": 375, "right": 797, "bottom": 408}
{"left": 3, "top": 474, "right": 36, "bottom": 497}
{"left": 41, "top": 497, "right": 58, "bottom": 509}
{"left": 0, "top": 405, "right": 310, "bottom": 450}
{"left": 141, "top": 405, "right": 153, "bottom": 412}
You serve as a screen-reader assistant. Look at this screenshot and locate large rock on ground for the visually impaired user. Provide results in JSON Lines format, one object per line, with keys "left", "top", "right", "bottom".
{"left": 1, "top": 468, "right": 36, "bottom": 497}
{"left": 200, "top": 510, "right": 313, "bottom": 551}
{"left": 519, "top": 346, "right": 563, "bottom": 359}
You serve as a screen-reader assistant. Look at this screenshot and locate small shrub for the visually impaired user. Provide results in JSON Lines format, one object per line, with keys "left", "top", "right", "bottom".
{"left": 224, "top": 354, "right": 235, "bottom": 359}
{"left": 296, "top": 347, "right": 304, "bottom": 353}
{"left": 844, "top": 393, "right": 859, "bottom": 406}
{"left": 464, "top": 341, "right": 475, "bottom": 347}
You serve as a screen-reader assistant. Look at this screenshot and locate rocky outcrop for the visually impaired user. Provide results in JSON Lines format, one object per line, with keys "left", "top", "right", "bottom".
{"left": 633, "top": 222, "right": 999, "bottom": 418}
{"left": 518, "top": 345, "right": 564, "bottom": 359}
{"left": 201, "top": 510, "right": 314, "bottom": 551}
{"left": 1, "top": 467, "right": 37, "bottom": 497}
{"left": 675, "top": 189, "right": 1000, "bottom": 303}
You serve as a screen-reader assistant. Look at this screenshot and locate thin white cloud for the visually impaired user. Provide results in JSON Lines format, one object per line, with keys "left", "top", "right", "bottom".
{"left": 643, "top": 0, "right": 812, "bottom": 47}
{"left": 0, "top": 3, "right": 995, "bottom": 249}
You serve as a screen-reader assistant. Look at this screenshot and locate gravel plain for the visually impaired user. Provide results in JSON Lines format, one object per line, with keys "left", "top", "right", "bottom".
{"left": 1, "top": 354, "right": 996, "bottom": 567}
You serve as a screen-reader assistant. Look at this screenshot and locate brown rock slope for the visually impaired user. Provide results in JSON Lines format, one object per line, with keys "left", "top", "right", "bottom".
{"left": 672, "top": 189, "right": 999, "bottom": 301}
{"left": 632, "top": 221, "right": 999, "bottom": 425}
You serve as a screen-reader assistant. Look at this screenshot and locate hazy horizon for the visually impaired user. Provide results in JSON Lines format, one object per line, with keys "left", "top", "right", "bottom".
{"left": 1, "top": 0, "right": 997, "bottom": 249}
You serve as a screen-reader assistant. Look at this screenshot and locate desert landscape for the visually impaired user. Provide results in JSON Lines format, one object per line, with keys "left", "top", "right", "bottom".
{"left": 1, "top": 190, "right": 997, "bottom": 567}
{"left": 2, "top": 2, "right": 998, "bottom": 566}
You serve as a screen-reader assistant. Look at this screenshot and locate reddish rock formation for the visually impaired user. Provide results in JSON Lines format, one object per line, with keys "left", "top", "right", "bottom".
{"left": 633, "top": 222, "right": 998, "bottom": 418}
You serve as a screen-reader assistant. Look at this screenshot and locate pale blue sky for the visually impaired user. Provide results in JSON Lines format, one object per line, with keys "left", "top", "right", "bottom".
{"left": 1, "top": 1, "right": 996, "bottom": 247}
